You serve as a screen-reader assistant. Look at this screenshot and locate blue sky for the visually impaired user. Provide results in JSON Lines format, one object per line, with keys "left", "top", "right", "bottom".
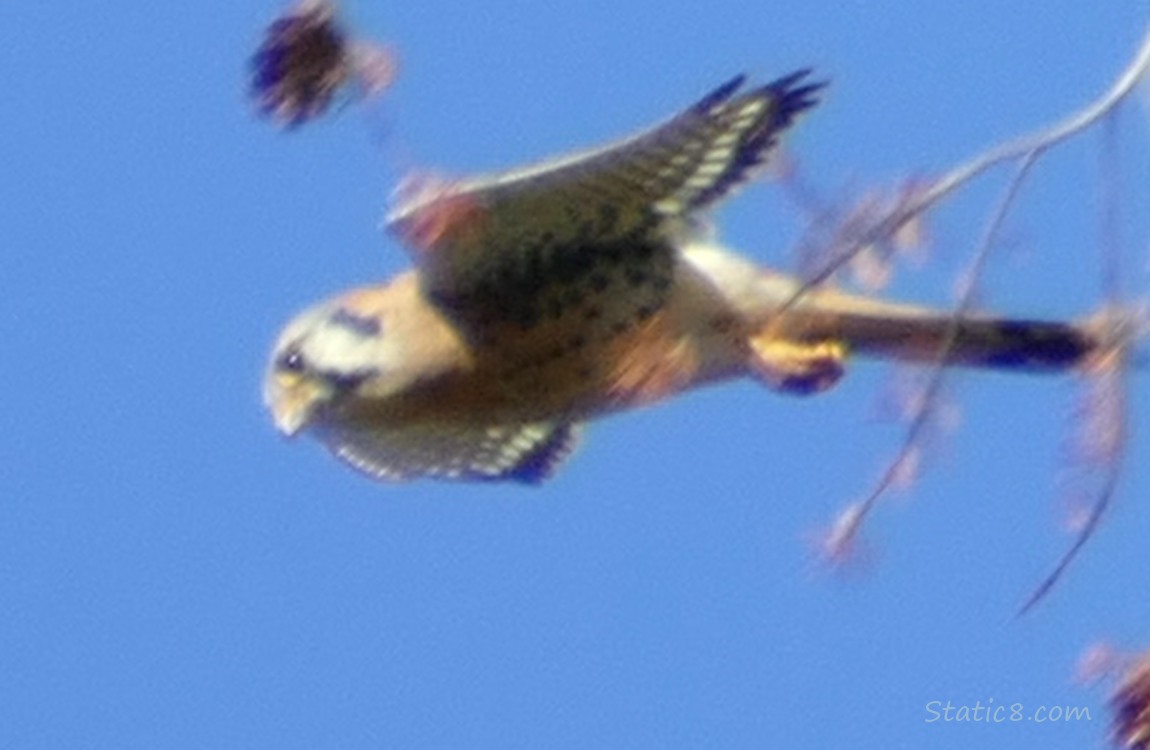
{"left": 4, "top": 2, "right": 1150, "bottom": 748}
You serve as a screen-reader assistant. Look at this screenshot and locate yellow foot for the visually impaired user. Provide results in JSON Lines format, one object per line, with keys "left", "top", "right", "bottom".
{"left": 747, "top": 335, "right": 848, "bottom": 396}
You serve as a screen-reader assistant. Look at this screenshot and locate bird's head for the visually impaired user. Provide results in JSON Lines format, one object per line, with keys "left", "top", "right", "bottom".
{"left": 263, "top": 272, "right": 467, "bottom": 437}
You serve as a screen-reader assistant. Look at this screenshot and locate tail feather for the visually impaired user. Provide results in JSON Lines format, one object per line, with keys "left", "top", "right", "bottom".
{"left": 766, "top": 288, "right": 1098, "bottom": 374}
{"left": 682, "top": 244, "right": 1114, "bottom": 377}
{"left": 829, "top": 309, "right": 1094, "bottom": 372}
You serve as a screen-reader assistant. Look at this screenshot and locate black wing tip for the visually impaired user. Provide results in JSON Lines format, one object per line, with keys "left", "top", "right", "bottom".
{"left": 762, "top": 68, "right": 828, "bottom": 124}
{"left": 683, "top": 69, "right": 824, "bottom": 208}
{"left": 248, "top": 0, "right": 353, "bottom": 128}
{"left": 695, "top": 69, "right": 826, "bottom": 119}
{"left": 691, "top": 74, "right": 749, "bottom": 114}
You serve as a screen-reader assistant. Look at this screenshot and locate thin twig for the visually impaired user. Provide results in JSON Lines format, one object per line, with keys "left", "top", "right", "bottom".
{"left": 779, "top": 21, "right": 1150, "bottom": 314}
{"left": 812, "top": 20, "right": 1150, "bottom": 585}
{"left": 833, "top": 154, "right": 1040, "bottom": 554}
{"left": 1019, "top": 341, "right": 1129, "bottom": 614}
{"left": 1018, "top": 113, "right": 1132, "bottom": 615}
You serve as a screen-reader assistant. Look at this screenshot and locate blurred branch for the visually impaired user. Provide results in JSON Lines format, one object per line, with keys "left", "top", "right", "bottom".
{"left": 783, "top": 21, "right": 1150, "bottom": 312}
{"left": 813, "top": 22, "right": 1150, "bottom": 602}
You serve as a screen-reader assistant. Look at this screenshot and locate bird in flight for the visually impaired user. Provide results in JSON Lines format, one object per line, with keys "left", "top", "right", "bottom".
{"left": 259, "top": 64, "right": 1104, "bottom": 483}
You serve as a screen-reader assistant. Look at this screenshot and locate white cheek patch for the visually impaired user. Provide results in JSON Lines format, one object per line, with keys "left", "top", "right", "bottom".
{"left": 302, "top": 319, "right": 390, "bottom": 376}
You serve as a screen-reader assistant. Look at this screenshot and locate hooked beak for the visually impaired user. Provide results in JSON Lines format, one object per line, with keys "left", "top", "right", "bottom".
{"left": 265, "top": 375, "right": 328, "bottom": 437}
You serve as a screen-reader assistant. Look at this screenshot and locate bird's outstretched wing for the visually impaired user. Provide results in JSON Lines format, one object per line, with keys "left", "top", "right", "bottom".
{"left": 387, "top": 73, "right": 823, "bottom": 338}
{"left": 317, "top": 418, "right": 580, "bottom": 483}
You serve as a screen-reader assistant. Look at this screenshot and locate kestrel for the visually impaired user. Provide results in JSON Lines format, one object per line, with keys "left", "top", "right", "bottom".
{"left": 264, "top": 73, "right": 1100, "bottom": 483}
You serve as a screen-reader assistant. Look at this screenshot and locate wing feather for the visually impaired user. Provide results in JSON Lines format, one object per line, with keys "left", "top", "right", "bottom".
{"left": 388, "top": 72, "right": 822, "bottom": 251}
{"left": 388, "top": 72, "right": 823, "bottom": 340}
{"left": 317, "top": 420, "right": 580, "bottom": 484}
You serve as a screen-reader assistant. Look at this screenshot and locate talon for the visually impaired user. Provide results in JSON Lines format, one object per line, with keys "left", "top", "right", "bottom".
{"left": 747, "top": 334, "right": 847, "bottom": 396}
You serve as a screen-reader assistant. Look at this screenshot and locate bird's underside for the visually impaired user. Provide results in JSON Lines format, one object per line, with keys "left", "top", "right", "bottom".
{"left": 262, "top": 69, "right": 1104, "bottom": 485}
{"left": 278, "top": 243, "right": 1101, "bottom": 485}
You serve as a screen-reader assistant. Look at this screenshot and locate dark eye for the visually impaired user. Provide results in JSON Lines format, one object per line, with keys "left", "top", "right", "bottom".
{"left": 278, "top": 346, "right": 307, "bottom": 373}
